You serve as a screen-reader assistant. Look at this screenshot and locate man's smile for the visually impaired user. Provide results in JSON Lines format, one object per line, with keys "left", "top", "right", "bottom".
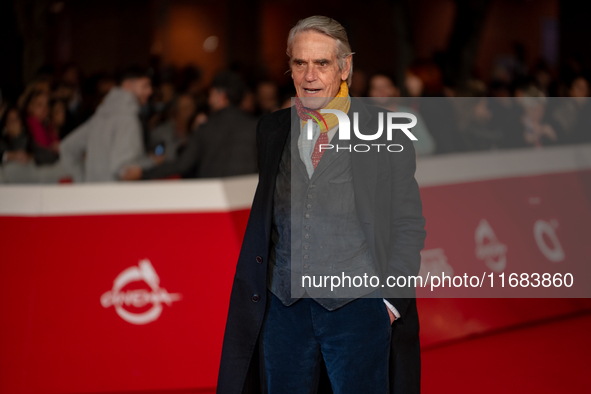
{"left": 303, "top": 88, "right": 322, "bottom": 95}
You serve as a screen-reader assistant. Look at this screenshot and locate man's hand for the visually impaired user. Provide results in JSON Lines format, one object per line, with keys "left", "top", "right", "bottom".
{"left": 120, "top": 165, "right": 143, "bottom": 181}
{"left": 5, "top": 150, "right": 30, "bottom": 164}
{"left": 150, "top": 153, "right": 165, "bottom": 165}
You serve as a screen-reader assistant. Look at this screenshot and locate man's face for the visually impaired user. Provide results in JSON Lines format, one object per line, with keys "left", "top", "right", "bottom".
{"left": 290, "top": 31, "right": 351, "bottom": 109}
{"left": 176, "top": 94, "right": 196, "bottom": 122}
{"left": 208, "top": 88, "right": 228, "bottom": 112}
{"left": 369, "top": 75, "right": 400, "bottom": 103}
{"left": 124, "top": 77, "right": 153, "bottom": 106}
{"left": 28, "top": 93, "right": 49, "bottom": 121}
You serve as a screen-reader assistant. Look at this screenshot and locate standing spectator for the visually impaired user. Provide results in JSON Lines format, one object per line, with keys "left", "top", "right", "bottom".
{"left": 255, "top": 80, "right": 280, "bottom": 114}
{"left": 405, "top": 61, "right": 459, "bottom": 154}
{"left": 240, "top": 88, "right": 257, "bottom": 115}
{"left": 1, "top": 106, "right": 29, "bottom": 165}
{"left": 24, "top": 90, "right": 59, "bottom": 152}
{"left": 0, "top": 105, "right": 63, "bottom": 182}
{"left": 488, "top": 82, "right": 525, "bottom": 149}
{"left": 121, "top": 70, "right": 257, "bottom": 180}
{"left": 518, "top": 88, "right": 556, "bottom": 148}
{"left": 53, "top": 82, "right": 88, "bottom": 139}
{"left": 147, "top": 80, "right": 177, "bottom": 129}
{"left": 149, "top": 93, "right": 196, "bottom": 163}
{"left": 550, "top": 75, "right": 590, "bottom": 144}
{"left": 349, "top": 69, "right": 368, "bottom": 97}
{"left": 49, "top": 99, "right": 67, "bottom": 141}
{"left": 60, "top": 66, "right": 152, "bottom": 182}
{"left": 56, "top": 64, "right": 89, "bottom": 138}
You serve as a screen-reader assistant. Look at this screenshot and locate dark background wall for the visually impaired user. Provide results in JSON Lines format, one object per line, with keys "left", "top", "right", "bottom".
{"left": 1, "top": 0, "right": 589, "bottom": 99}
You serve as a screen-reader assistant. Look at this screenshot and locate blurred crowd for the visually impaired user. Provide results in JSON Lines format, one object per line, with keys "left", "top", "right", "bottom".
{"left": 0, "top": 58, "right": 589, "bottom": 183}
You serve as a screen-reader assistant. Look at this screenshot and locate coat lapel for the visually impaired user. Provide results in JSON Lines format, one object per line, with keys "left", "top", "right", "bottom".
{"left": 309, "top": 129, "right": 346, "bottom": 182}
{"left": 349, "top": 98, "right": 381, "bottom": 272}
{"left": 350, "top": 98, "right": 378, "bottom": 223}
{"left": 260, "top": 108, "right": 292, "bottom": 246}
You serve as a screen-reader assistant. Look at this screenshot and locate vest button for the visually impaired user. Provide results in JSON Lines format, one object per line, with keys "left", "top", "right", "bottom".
{"left": 255, "top": 256, "right": 263, "bottom": 264}
{"left": 305, "top": 213, "right": 310, "bottom": 218}
{"left": 252, "top": 294, "right": 260, "bottom": 302}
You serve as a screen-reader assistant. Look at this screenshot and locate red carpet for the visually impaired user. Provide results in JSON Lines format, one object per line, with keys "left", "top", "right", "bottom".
{"left": 421, "top": 311, "right": 591, "bottom": 393}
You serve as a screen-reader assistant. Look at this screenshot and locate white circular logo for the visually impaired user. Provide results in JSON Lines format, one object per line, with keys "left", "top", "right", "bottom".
{"left": 100, "top": 259, "right": 182, "bottom": 325}
{"left": 533, "top": 219, "right": 565, "bottom": 263}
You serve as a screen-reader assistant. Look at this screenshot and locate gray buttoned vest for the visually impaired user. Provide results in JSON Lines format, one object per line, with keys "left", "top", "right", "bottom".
{"left": 267, "top": 122, "right": 380, "bottom": 311}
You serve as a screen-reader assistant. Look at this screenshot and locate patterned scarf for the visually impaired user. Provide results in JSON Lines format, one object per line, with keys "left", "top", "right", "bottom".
{"left": 295, "top": 80, "right": 351, "bottom": 133}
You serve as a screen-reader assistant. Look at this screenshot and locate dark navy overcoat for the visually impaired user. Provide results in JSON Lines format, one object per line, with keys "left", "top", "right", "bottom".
{"left": 216, "top": 98, "right": 426, "bottom": 394}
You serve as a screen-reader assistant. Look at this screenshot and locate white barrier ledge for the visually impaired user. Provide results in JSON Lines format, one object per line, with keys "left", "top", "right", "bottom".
{"left": 0, "top": 175, "right": 258, "bottom": 216}
{"left": 1, "top": 143, "right": 590, "bottom": 216}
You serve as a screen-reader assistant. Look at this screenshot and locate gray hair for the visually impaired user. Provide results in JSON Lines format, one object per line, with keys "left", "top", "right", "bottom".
{"left": 286, "top": 16, "right": 354, "bottom": 85}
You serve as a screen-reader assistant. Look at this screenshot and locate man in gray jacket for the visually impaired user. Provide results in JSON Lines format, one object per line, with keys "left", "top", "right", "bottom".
{"left": 120, "top": 71, "right": 258, "bottom": 180}
{"left": 60, "top": 67, "right": 152, "bottom": 182}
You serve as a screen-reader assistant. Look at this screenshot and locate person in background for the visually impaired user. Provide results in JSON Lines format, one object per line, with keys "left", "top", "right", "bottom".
{"left": 147, "top": 80, "right": 177, "bottom": 130}
{"left": 24, "top": 90, "right": 59, "bottom": 153}
{"left": 121, "top": 70, "right": 258, "bottom": 180}
{"left": 240, "top": 88, "right": 257, "bottom": 115}
{"left": 369, "top": 72, "right": 401, "bottom": 98}
{"left": 550, "top": 75, "right": 590, "bottom": 144}
{"left": 405, "top": 61, "right": 459, "bottom": 154}
{"left": 0, "top": 106, "right": 29, "bottom": 165}
{"left": 531, "top": 59, "right": 556, "bottom": 96}
{"left": 49, "top": 99, "right": 67, "bottom": 141}
{"left": 61, "top": 63, "right": 83, "bottom": 108}
{"left": 149, "top": 93, "right": 196, "bottom": 164}
{"left": 517, "top": 87, "right": 556, "bottom": 148}
{"left": 52, "top": 82, "right": 87, "bottom": 139}
{"left": 59, "top": 66, "right": 152, "bottom": 182}
{"left": 255, "top": 80, "right": 280, "bottom": 114}
{"left": 349, "top": 68, "right": 368, "bottom": 97}
{"left": 488, "top": 81, "right": 525, "bottom": 149}
{"left": 56, "top": 63, "right": 89, "bottom": 138}
{"left": 368, "top": 72, "right": 436, "bottom": 156}
{"left": 0, "top": 104, "right": 63, "bottom": 183}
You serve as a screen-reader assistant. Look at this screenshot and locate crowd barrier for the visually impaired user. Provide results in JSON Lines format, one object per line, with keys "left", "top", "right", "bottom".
{"left": 1, "top": 143, "right": 590, "bottom": 394}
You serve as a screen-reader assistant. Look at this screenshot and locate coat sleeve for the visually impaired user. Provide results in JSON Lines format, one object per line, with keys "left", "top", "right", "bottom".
{"left": 384, "top": 129, "right": 427, "bottom": 318}
{"left": 142, "top": 125, "right": 201, "bottom": 179}
{"left": 110, "top": 115, "right": 145, "bottom": 179}
{"left": 59, "top": 120, "right": 90, "bottom": 182}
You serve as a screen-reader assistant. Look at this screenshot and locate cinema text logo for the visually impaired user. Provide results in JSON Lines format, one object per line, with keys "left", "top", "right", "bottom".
{"left": 306, "top": 109, "right": 417, "bottom": 153}
{"left": 101, "top": 259, "right": 182, "bottom": 325}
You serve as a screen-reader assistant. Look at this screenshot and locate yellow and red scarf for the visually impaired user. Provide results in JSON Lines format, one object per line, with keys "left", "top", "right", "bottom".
{"left": 295, "top": 80, "right": 351, "bottom": 132}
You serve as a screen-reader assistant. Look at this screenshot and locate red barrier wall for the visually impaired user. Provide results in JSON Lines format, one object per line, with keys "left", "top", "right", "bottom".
{"left": 1, "top": 144, "right": 590, "bottom": 393}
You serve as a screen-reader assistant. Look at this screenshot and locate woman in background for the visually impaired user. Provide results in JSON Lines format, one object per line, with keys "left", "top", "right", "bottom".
{"left": 0, "top": 105, "right": 30, "bottom": 165}
{"left": 24, "top": 90, "right": 59, "bottom": 154}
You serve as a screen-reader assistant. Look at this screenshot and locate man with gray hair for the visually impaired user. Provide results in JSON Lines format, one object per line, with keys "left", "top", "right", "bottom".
{"left": 217, "top": 16, "right": 425, "bottom": 394}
